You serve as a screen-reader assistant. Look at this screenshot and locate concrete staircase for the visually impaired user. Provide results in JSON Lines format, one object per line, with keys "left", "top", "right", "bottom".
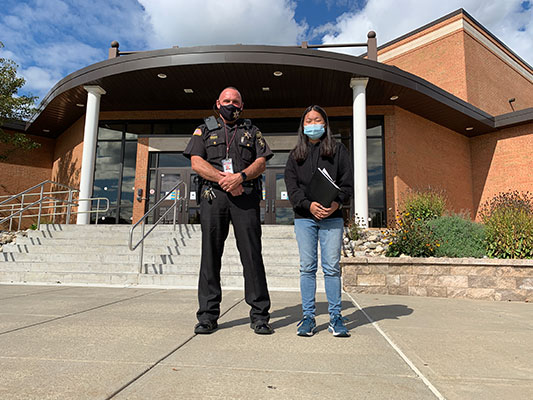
{"left": 0, "top": 224, "right": 309, "bottom": 290}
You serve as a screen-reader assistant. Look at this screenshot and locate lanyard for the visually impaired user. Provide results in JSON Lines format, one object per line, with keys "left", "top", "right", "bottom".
{"left": 224, "top": 123, "right": 238, "bottom": 159}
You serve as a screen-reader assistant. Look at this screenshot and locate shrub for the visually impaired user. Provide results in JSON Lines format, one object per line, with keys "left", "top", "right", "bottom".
{"left": 480, "top": 191, "right": 533, "bottom": 259}
{"left": 346, "top": 214, "right": 363, "bottom": 240}
{"left": 428, "top": 214, "right": 486, "bottom": 258}
{"left": 386, "top": 188, "right": 447, "bottom": 257}
{"left": 401, "top": 188, "right": 447, "bottom": 222}
{"left": 385, "top": 212, "right": 439, "bottom": 257}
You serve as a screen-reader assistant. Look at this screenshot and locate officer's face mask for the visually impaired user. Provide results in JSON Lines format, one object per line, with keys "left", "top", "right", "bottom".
{"left": 218, "top": 104, "right": 242, "bottom": 122}
{"left": 303, "top": 124, "right": 325, "bottom": 140}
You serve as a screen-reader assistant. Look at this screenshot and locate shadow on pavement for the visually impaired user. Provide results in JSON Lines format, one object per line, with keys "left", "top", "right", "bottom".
{"left": 219, "top": 300, "right": 413, "bottom": 333}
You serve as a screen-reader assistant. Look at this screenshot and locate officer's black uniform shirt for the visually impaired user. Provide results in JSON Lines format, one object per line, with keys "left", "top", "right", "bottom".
{"left": 183, "top": 117, "right": 273, "bottom": 175}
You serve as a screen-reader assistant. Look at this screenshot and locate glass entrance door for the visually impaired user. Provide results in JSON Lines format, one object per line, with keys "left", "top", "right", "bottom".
{"left": 261, "top": 168, "right": 293, "bottom": 225}
{"left": 150, "top": 168, "right": 200, "bottom": 224}
{"left": 147, "top": 153, "right": 293, "bottom": 225}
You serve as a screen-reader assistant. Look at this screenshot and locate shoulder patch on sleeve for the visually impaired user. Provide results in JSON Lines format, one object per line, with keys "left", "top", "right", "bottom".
{"left": 255, "top": 130, "right": 263, "bottom": 139}
{"left": 193, "top": 128, "right": 202, "bottom": 136}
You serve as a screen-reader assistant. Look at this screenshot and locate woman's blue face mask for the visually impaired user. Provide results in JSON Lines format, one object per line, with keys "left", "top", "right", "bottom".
{"left": 303, "top": 124, "right": 325, "bottom": 140}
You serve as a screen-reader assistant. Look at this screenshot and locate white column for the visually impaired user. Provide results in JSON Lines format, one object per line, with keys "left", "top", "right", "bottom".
{"left": 77, "top": 86, "right": 106, "bottom": 224}
{"left": 350, "top": 78, "right": 369, "bottom": 228}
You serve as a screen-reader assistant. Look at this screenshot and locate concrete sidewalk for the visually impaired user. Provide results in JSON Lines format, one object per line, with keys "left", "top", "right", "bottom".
{"left": 0, "top": 284, "right": 531, "bottom": 399}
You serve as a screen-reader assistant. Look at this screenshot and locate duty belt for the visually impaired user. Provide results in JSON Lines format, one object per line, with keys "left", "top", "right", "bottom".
{"left": 211, "top": 181, "right": 255, "bottom": 190}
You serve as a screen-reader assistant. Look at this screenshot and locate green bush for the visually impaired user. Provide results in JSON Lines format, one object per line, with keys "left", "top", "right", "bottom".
{"left": 428, "top": 214, "right": 486, "bottom": 258}
{"left": 385, "top": 213, "right": 439, "bottom": 257}
{"left": 401, "top": 188, "right": 447, "bottom": 222}
{"left": 346, "top": 213, "right": 365, "bottom": 240}
{"left": 347, "top": 220, "right": 361, "bottom": 241}
{"left": 480, "top": 191, "right": 533, "bottom": 259}
{"left": 386, "top": 188, "right": 447, "bottom": 257}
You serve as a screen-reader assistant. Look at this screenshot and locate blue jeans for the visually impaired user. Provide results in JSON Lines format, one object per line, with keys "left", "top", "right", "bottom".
{"left": 294, "top": 217, "right": 344, "bottom": 318}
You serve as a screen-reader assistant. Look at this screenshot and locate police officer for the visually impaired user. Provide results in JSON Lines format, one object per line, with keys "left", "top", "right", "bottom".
{"left": 183, "top": 87, "right": 274, "bottom": 335}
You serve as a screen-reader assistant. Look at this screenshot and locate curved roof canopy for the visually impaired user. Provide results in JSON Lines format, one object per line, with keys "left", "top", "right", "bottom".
{"left": 27, "top": 44, "right": 500, "bottom": 137}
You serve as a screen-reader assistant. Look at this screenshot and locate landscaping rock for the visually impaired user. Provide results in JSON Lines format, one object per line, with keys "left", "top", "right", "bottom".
{"left": 1, "top": 232, "right": 17, "bottom": 245}
{"left": 342, "top": 228, "right": 390, "bottom": 257}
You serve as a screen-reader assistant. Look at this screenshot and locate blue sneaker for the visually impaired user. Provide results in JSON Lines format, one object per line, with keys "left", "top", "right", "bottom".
{"left": 328, "top": 315, "right": 350, "bottom": 337}
{"left": 297, "top": 316, "right": 317, "bottom": 336}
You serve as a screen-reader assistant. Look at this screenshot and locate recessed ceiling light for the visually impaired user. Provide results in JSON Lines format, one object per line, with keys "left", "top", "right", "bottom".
{"left": 184, "top": 88, "right": 194, "bottom": 94}
{"left": 465, "top": 127, "right": 474, "bottom": 131}
{"left": 390, "top": 95, "right": 399, "bottom": 101}
{"left": 262, "top": 87, "right": 270, "bottom": 92}
{"left": 273, "top": 71, "right": 283, "bottom": 77}
{"left": 157, "top": 73, "right": 167, "bottom": 79}
{"left": 42, "top": 129, "right": 50, "bottom": 133}
{"left": 76, "top": 103, "right": 84, "bottom": 107}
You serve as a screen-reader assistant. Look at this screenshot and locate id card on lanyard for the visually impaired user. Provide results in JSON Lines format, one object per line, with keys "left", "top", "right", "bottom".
{"left": 222, "top": 158, "right": 234, "bottom": 173}
{"left": 223, "top": 123, "right": 237, "bottom": 174}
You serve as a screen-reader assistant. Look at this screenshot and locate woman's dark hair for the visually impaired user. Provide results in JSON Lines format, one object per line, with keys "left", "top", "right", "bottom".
{"left": 290, "top": 105, "right": 336, "bottom": 163}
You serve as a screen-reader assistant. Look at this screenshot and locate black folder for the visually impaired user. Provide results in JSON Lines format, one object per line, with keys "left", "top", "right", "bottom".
{"left": 307, "top": 168, "right": 340, "bottom": 207}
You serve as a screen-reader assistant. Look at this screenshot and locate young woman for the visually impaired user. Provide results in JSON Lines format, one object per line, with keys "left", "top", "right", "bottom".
{"left": 284, "top": 105, "right": 353, "bottom": 337}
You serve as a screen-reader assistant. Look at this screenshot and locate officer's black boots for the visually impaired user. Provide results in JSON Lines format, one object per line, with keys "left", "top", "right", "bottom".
{"left": 251, "top": 321, "right": 274, "bottom": 335}
{"left": 194, "top": 320, "right": 218, "bottom": 334}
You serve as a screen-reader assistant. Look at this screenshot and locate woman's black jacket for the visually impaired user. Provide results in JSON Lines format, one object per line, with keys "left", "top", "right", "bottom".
{"left": 284, "top": 141, "right": 354, "bottom": 220}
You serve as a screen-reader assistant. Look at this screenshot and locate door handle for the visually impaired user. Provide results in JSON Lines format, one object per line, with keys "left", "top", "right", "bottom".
{"left": 265, "top": 199, "right": 269, "bottom": 213}
{"left": 272, "top": 199, "right": 275, "bottom": 213}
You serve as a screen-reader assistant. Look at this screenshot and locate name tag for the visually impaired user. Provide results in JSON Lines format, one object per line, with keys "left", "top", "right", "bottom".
{"left": 222, "top": 158, "right": 234, "bottom": 173}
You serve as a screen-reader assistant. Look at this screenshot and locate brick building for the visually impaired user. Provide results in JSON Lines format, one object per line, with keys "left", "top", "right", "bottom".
{"left": 1, "top": 9, "right": 532, "bottom": 227}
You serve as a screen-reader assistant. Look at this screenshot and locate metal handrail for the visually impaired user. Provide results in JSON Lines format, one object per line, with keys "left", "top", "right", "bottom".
{"left": 0, "top": 180, "right": 77, "bottom": 206}
{"left": 0, "top": 189, "right": 73, "bottom": 201}
{"left": 128, "top": 180, "right": 188, "bottom": 272}
{"left": 0, "top": 180, "right": 110, "bottom": 230}
{"left": 0, "top": 196, "right": 110, "bottom": 228}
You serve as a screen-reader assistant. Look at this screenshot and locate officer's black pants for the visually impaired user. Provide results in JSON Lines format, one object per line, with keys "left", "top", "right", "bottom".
{"left": 197, "top": 186, "right": 271, "bottom": 323}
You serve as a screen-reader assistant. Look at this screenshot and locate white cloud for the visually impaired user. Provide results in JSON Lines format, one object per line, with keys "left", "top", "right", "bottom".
{"left": 317, "top": 0, "right": 533, "bottom": 65}
{"left": 19, "top": 66, "right": 61, "bottom": 94}
{"left": 2, "top": 0, "right": 531, "bottom": 104}
{"left": 0, "top": 0, "right": 149, "bottom": 100}
{"left": 138, "top": 0, "right": 307, "bottom": 48}
{"left": 32, "top": 42, "right": 102, "bottom": 71}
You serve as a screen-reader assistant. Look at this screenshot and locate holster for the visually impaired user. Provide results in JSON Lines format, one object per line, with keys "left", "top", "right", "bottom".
{"left": 196, "top": 176, "right": 205, "bottom": 204}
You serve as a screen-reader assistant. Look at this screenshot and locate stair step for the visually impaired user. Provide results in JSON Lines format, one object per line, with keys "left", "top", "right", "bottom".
{"left": 0, "top": 256, "right": 300, "bottom": 271}
{"left": 1, "top": 224, "right": 303, "bottom": 289}
{"left": 12, "top": 236, "right": 296, "bottom": 247}
{"left": 1, "top": 244, "right": 298, "bottom": 258}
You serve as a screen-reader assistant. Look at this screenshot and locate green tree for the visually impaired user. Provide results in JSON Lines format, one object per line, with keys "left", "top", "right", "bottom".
{"left": 0, "top": 41, "right": 40, "bottom": 161}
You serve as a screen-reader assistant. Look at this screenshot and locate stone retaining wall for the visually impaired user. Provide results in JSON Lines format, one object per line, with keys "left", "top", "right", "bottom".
{"left": 341, "top": 257, "right": 533, "bottom": 302}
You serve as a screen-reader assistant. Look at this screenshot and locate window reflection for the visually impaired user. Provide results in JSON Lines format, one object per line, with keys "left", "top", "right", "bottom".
{"left": 119, "top": 141, "right": 137, "bottom": 223}
{"left": 267, "top": 151, "right": 289, "bottom": 167}
{"left": 94, "top": 123, "right": 138, "bottom": 224}
{"left": 94, "top": 117, "right": 386, "bottom": 226}
{"left": 98, "top": 125, "right": 123, "bottom": 140}
{"left": 158, "top": 153, "right": 191, "bottom": 168}
{"left": 367, "top": 139, "right": 384, "bottom": 209}
{"left": 93, "top": 141, "right": 121, "bottom": 207}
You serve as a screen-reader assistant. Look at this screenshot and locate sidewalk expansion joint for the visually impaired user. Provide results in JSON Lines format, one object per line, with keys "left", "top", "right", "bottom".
{"left": 0, "top": 286, "right": 72, "bottom": 301}
{"left": 105, "top": 297, "right": 245, "bottom": 400}
{"left": 347, "top": 293, "right": 447, "bottom": 400}
{"left": 0, "top": 289, "right": 164, "bottom": 337}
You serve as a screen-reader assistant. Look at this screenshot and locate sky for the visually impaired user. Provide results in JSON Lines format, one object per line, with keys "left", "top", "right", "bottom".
{"left": 1, "top": 0, "right": 532, "bottom": 102}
